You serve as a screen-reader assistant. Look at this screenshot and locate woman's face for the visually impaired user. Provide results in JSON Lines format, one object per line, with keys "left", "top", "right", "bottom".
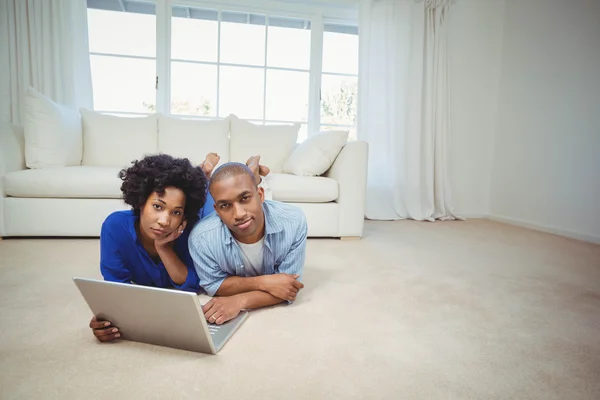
{"left": 139, "top": 186, "right": 186, "bottom": 241}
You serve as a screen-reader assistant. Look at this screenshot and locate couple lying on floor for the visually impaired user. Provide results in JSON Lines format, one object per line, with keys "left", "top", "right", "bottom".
{"left": 89, "top": 153, "right": 307, "bottom": 342}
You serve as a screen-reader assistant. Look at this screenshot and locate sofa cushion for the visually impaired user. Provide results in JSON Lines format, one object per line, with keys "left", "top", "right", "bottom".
{"left": 265, "top": 173, "right": 338, "bottom": 203}
{"left": 80, "top": 110, "right": 157, "bottom": 167}
{"left": 23, "top": 87, "right": 82, "bottom": 169}
{"left": 229, "top": 115, "right": 299, "bottom": 173}
{"left": 283, "top": 130, "right": 349, "bottom": 176}
{"left": 4, "top": 167, "right": 122, "bottom": 198}
{"left": 158, "top": 115, "right": 229, "bottom": 166}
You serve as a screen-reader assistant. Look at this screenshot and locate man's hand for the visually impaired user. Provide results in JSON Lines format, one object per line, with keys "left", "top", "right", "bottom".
{"left": 89, "top": 316, "right": 120, "bottom": 342}
{"left": 154, "top": 220, "right": 187, "bottom": 250}
{"left": 202, "top": 296, "right": 243, "bottom": 325}
{"left": 260, "top": 274, "right": 304, "bottom": 302}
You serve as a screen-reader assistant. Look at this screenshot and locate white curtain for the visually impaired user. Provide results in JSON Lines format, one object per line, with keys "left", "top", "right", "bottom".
{"left": 0, "top": 0, "right": 93, "bottom": 125}
{"left": 358, "top": 0, "right": 458, "bottom": 221}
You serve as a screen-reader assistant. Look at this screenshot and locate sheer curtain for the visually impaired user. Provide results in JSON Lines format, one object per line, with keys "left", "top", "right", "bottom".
{"left": 0, "top": 0, "right": 93, "bottom": 124}
{"left": 357, "top": 0, "right": 458, "bottom": 221}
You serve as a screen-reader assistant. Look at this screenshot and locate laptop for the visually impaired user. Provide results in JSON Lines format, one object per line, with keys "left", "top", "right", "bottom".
{"left": 73, "top": 277, "right": 248, "bottom": 354}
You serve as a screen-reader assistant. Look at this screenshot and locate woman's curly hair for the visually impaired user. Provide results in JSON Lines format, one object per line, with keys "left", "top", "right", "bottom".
{"left": 118, "top": 154, "right": 207, "bottom": 225}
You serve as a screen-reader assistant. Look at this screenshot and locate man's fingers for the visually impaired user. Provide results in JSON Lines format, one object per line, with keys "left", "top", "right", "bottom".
{"left": 292, "top": 280, "right": 304, "bottom": 289}
{"left": 201, "top": 299, "right": 215, "bottom": 313}
{"left": 203, "top": 301, "right": 218, "bottom": 320}
{"left": 209, "top": 312, "right": 221, "bottom": 324}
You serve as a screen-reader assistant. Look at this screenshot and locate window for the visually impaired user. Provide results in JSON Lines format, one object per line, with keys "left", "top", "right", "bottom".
{"left": 170, "top": 7, "right": 311, "bottom": 140}
{"left": 321, "top": 24, "right": 358, "bottom": 140}
{"left": 86, "top": 0, "right": 358, "bottom": 142}
{"left": 87, "top": 1, "right": 156, "bottom": 116}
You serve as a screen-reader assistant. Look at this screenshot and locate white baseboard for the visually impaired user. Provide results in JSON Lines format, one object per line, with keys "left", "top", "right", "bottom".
{"left": 486, "top": 214, "right": 600, "bottom": 245}
{"left": 457, "top": 213, "right": 490, "bottom": 219}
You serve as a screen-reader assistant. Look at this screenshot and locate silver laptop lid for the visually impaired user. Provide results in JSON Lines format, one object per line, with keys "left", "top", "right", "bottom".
{"left": 73, "top": 277, "right": 217, "bottom": 354}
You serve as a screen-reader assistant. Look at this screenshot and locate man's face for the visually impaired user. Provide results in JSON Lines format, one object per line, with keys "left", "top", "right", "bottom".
{"left": 211, "top": 173, "right": 265, "bottom": 244}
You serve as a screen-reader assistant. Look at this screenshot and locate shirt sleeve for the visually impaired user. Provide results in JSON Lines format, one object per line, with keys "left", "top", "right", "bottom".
{"left": 169, "top": 236, "right": 201, "bottom": 293}
{"left": 100, "top": 224, "right": 133, "bottom": 284}
{"left": 275, "top": 214, "right": 308, "bottom": 280}
{"left": 188, "top": 233, "right": 229, "bottom": 297}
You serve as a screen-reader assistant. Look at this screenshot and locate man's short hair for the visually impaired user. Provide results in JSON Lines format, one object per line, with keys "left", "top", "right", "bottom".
{"left": 209, "top": 162, "right": 256, "bottom": 191}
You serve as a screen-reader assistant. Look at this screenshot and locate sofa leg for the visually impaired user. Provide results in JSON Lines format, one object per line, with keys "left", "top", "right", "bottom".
{"left": 340, "top": 236, "right": 360, "bottom": 241}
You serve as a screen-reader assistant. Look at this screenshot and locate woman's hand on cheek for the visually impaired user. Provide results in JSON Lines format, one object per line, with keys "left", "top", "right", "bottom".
{"left": 154, "top": 220, "right": 187, "bottom": 250}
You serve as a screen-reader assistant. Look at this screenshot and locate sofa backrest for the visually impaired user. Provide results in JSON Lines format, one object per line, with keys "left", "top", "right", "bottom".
{"left": 158, "top": 114, "right": 230, "bottom": 167}
{"left": 22, "top": 85, "right": 301, "bottom": 170}
{"left": 229, "top": 115, "right": 299, "bottom": 173}
{"left": 80, "top": 109, "right": 158, "bottom": 167}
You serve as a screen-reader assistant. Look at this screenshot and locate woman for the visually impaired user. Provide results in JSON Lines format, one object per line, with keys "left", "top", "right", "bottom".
{"left": 89, "top": 153, "right": 270, "bottom": 342}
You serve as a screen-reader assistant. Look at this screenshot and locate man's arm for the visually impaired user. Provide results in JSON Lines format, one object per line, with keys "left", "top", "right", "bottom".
{"left": 189, "top": 232, "right": 230, "bottom": 296}
{"left": 214, "top": 276, "right": 264, "bottom": 296}
{"left": 215, "top": 215, "right": 308, "bottom": 299}
{"left": 203, "top": 290, "right": 285, "bottom": 325}
{"left": 276, "top": 213, "right": 307, "bottom": 277}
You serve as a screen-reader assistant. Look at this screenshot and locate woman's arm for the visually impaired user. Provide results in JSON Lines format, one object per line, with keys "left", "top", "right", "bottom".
{"left": 155, "top": 244, "right": 189, "bottom": 285}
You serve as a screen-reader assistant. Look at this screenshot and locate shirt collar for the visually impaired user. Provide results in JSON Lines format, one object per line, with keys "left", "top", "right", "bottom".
{"left": 222, "top": 201, "right": 282, "bottom": 245}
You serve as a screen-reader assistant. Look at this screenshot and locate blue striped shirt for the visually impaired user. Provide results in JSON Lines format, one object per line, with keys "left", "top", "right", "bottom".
{"left": 188, "top": 200, "right": 307, "bottom": 296}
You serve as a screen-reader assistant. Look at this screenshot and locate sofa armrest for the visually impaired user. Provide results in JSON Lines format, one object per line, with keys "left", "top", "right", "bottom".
{"left": 323, "top": 141, "right": 369, "bottom": 237}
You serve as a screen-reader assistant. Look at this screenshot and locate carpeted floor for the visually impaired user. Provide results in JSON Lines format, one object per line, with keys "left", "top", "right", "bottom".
{"left": 0, "top": 219, "right": 599, "bottom": 399}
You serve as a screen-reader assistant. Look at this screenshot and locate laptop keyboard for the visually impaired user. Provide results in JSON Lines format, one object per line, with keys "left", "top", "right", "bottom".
{"left": 208, "top": 324, "right": 221, "bottom": 336}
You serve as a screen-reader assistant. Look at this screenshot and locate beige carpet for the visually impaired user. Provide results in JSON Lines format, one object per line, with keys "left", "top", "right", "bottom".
{"left": 0, "top": 220, "right": 599, "bottom": 399}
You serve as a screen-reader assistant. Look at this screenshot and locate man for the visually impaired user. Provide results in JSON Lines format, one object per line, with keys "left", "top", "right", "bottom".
{"left": 188, "top": 162, "right": 307, "bottom": 325}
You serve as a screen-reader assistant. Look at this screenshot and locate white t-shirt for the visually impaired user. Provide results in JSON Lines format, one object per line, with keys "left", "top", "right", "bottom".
{"left": 235, "top": 237, "right": 265, "bottom": 276}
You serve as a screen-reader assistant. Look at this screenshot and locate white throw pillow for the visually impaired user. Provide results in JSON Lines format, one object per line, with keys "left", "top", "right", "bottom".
{"left": 229, "top": 115, "right": 299, "bottom": 173}
{"left": 158, "top": 114, "right": 230, "bottom": 166}
{"left": 283, "top": 130, "right": 349, "bottom": 176}
{"left": 22, "top": 87, "right": 82, "bottom": 168}
{"left": 80, "top": 109, "right": 158, "bottom": 167}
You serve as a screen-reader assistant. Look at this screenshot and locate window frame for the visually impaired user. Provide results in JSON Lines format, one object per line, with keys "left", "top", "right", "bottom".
{"left": 87, "top": 0, "right": 358, "bottom": 138}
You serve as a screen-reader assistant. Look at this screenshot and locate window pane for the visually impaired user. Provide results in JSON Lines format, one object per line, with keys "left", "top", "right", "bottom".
{"left": 171, "top": 62, "right": 217, "bottom": 116}
{"left": 267, "top": 25, "right": 310, "bottom": 70}
{"left": 220, "top": 17, "right": 266, "bottom": 66}
{"left": 171, "top": 9, "right": 218, "bottom": 62}
{"left": 321, "top": 75, "right": 358, "bottom": 126}
{"left": 265, "top": 70, "right": 309, "bottom": 122}
{"left": 321, "top": 125, "right": 356, "bottom": 141}
{"left": 90, "top": 55, "right": 155, "bottom": 113}
{"left": 322, "top": 31, "right": 358, "bottom": 75}
{"left": 219, "top": 66, "right": 264, "bottom": 119}
{"left": 87, "top": 8, "right": 156, "bottom": 57}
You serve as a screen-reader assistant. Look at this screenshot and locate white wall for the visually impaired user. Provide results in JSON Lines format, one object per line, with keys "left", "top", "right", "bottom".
{"left": 447, "top": 0, "right": 505, "bottom": 216}
{"left": 490, "top": 0, "right": 600, "bottom": 242}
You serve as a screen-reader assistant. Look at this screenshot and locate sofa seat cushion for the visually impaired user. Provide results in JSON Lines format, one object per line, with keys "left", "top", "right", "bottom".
{"left": 265, "top": 173, "right": 338, "bottom": 203}
{"left": 4, "top": 167, "right": 122, "bottom": 198}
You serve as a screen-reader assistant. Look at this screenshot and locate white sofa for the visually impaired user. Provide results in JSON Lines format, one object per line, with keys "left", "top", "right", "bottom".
{"left": 0, "top": 112, "right": 368, "bottom": 239}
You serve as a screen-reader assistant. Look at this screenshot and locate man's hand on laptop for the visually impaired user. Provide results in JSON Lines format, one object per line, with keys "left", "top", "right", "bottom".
{"left": 89, "top": 316, "right": 120, "bottom": 342}
{"left": 260, "top": 274, "right": 304, "bottom": 302}
{"left": 202, "top": 297, "right": 242, "bottom": 325}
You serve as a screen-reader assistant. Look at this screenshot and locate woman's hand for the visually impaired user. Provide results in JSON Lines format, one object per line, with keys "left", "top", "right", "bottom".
{"left": 89, "top": 316, "right": 120, "bottom": 342}
{"left": 154, "top": 220, "right": 187, "bottom": 250}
